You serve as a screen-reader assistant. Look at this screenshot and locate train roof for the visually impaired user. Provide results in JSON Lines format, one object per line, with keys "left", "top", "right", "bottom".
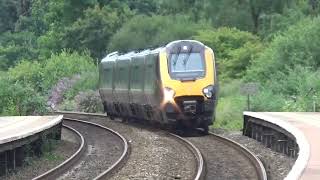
{"left": 101, "top": 51, "right": 118, "bottom": 62}
{"left": 117, "top": 51, "right": 136, "bottom": 60}
{"left": 101, "top": 40, "right": 209, "bottom": 63}
{"left": 165, "top": 40, "right": 204, "bottom": 48}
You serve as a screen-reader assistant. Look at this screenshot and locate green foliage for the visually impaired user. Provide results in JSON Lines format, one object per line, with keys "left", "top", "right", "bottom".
{"left": 42, "top": 51, "right": 96, "bottom": 91}
{"left": 1, "top": 0, "right": 320, "bottom": 128}
{"left": 0, "top": 31, "right": 39, "bottom": 70}
{"left": 8, "top": 61, "right": 43, "bottom": 91}
{"left": 0, "top": 77, "right": 47, "bottom": 116}
{"left": 108, "top": 15, "right": 204, "bottom": 52}
{"left": 75, "top": 90, "right": 103, "bottom": 113}
{"left": 259, "top": 8, "right": 306, "bottom": 39}
{"left": 251, "top": 67, "right": 320, "bottom": 112}
{"left": 126, "top": 0, "right": 158, "bottom": 15}
{"left": 0, "top": 51, "right": 96, "bottom": 115}
{"left": 63, "top": 5, "right": 133, "bottom": 58}
{"left": 247, "top": 17, "right": 320, "bottom": 82}
{"left": 250, "top": 89, "right": 286, "bottom": 112}
{"left": 64, "top": 71, "right": 98, "bottom": 99}
{"left": 194, "top": 28, "right": 263, "bottom": 80}
{"left": 213, "top": 80, "right": 246, "bottom": 130}
{"left": 0, "top": 0, "right": 32, "bottom": 33}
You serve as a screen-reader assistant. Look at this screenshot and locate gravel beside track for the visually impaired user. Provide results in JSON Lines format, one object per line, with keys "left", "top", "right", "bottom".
{"left": 5, "top": 128, "right": 79, "bottom": 180}
{"left": 58, "top": 119, "right": 124, "bottom": 180}
{"left": 186, "top": 133, "right": 264, "bottom": 180}
{"left": 59, "top": 112, "right": 198, "bottom": 180}
{"left": 215, "top": 130, "right": 295, "bottom": 180}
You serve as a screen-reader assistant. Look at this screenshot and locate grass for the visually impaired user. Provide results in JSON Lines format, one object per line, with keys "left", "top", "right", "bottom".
{"left": 211, "top": 80, "right": 247, "bottom": 131}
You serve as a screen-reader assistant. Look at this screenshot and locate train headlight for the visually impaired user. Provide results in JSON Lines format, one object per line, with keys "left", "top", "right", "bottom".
{"left": 163, "top": 87, "right": 175, "bottom": 103}
{"left": 203, "top": 85, "right": 214, "bottom": 98}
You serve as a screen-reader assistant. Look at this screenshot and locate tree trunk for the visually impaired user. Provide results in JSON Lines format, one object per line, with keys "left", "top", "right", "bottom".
{"left": 250, "top": 2, "right": 261, "bottom": 34}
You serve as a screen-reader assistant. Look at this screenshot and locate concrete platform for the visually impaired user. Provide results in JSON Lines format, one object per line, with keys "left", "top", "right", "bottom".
{"left": 244, "top": 112, "right": 320, "bottom": 180}
{"left": 0, "top": 116, "right": 63, "bottom": 145}
{"left": 0, "top": 115, "right": 63, "bottom": 176}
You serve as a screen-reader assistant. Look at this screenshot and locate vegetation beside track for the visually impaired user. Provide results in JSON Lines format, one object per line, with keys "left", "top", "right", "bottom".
{"left": 1, "top": 0, "right": 320, "bottom": 130}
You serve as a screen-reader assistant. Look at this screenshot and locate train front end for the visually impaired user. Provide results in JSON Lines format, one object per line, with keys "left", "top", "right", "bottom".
{"left": 159, "top": 40, "right": 218, "bottom": 132}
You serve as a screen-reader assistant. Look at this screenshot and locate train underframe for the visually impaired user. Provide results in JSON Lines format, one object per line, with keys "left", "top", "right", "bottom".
{"left": 102, "top": 96, "right": 216, "bottom": 133}
{"left": 163, "top": 96, "right": 216, "bottom": 133}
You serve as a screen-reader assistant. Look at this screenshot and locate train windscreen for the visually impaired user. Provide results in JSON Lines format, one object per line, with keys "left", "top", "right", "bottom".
{"left": 168, "top": 52, "right": 205, "bottom": 80}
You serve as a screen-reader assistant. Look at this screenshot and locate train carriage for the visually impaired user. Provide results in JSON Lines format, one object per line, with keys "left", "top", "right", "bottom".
{"left": 99, "top": 40, "right": 218, "bottom": 132}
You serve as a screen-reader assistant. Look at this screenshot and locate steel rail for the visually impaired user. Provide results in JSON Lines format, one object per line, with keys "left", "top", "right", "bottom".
{"left": 33, "top": 125, "right": 85, "bottom": 180}
{"left": 55, "top": 111, "right": 205, "bottom": 180}
{"left": 33, "top": 117, "right": 129, "bottom": 180}
{"left": 63, "top": 118, "right": 129, "bottom": 180}
{"left": 208, "top": 132, "right": 267, "bottom": 180}
{"left": 169, "top": 133, "right": 205, "bottom": 180}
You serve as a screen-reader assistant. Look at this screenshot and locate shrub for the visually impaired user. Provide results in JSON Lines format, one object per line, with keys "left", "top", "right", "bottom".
{"left": 75, "top": 90, "right": 103, "bottom": 113}
{"left": 64, "top": 71, "right": 98, "bottom": 99}
{"left": 0, "top": 78, "right": 47, "bottom": 116}
{"left": 213, "top": 80, "right": 246, "bottom": 130}
{"left": 214, "top": 95, "right": 246, "bottom": 130}
{"left": 250, "top": 89, "right": 286, "bottom": 112}
{"left": 7, "top": 60, "right": 43, "bottom": 91}
{"left": 42, "top": 50, "right": 96, "bottom": 91}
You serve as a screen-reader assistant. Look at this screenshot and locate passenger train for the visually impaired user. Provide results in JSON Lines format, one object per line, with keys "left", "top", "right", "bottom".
{"left": 99, "top": 40, "right": 218, "bottom": 132}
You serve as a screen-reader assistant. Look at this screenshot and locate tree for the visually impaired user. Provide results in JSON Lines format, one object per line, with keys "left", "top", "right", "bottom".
{"left": 62, "top": 5, "right": 133, "bottom": 58}
{"left": 0, "top": 31, "right": 39, "bottom": 70}
{"left": 246, "top": 17, "right": 320, "bottom": 82}
{"left": 108, "top": 15, "right": 203, "bottom": 52}
{"left": 194, "top": 28, "right": 263, "bottom": 80}
{"left": 0, "top": 0, "right": 19, "bottom": 33}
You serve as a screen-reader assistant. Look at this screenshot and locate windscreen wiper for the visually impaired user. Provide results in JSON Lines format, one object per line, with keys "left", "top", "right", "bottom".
{"left": 173, "top": 46, "right": 181, "bottom": 67}
{"left": 183, "top": 46, "right": 193, "bottom": 67}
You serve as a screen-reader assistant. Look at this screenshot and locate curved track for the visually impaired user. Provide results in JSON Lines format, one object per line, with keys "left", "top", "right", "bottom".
{"left": 33, "top": 118, "right": 128, "bottom": 180}
{"left": 169, "top": 133, "right": 204, "bottom": 180}
{"left": 185, "top": 131, "right": 267, "bottom": 180}
{"left": 55, "top": 111, "right": 266, "bottom": 180}
{"left": 55, "top": 111, "right": 204, "bottom": 180}
{"left": 33, "top": 125, "right": 85, "bottom": 180}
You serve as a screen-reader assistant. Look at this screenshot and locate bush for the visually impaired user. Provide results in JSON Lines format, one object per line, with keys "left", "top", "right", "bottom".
{"left": 250, "top": 89, "right": 286, "bottom": 112}
{"left": 0, "top": 77, "right": 47, "bottom": 116}
{"left": 75, "top": 90, "right": 103, "bottom": 113}
{"left": 64, "top": 71, "right": 98, "bottom": 100}
{"left": 8, "top": 60, "right": 43, "bottom": 91}
{"left": 42, "top": 50, "right": 96, "bottom": 91}
{"left": 213, "top": 80, "right": 246, "bottom": 130}
{"left": 0, "top": 51, "right": 97, "bottom": 115}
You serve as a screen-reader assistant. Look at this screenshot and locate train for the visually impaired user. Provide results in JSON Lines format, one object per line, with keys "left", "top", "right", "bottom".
{"left": 98, "top": 40, "right": 218, "bottom": 133}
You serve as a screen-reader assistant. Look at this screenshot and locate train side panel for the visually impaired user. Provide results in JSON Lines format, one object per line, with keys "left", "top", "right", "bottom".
{"left": 142, "top": 52, "right": 164, "bottom": 123}
{"left": 144, "top": 53, "right": 162, "bottom": 107}
{"left": 114, "top": 59, "right": 130, "bottom": 103}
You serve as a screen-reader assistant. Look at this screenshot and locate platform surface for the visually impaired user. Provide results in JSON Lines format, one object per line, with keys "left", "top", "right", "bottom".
{"left": 245, "top": 112, "right": 320, "bottom": 180}
{"left": 0, "top": 116, "right": 63, "bottom": 144}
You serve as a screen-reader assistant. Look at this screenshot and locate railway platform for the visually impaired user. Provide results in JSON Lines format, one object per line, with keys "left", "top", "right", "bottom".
{"left": 0, "top": 115, "right": 63, "bottom": 176}
{"left": 243, "top": 112, "right": 320, "bottom": 180}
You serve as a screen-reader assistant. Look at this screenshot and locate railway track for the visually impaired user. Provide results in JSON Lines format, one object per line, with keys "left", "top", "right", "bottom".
{"left": 55, "top": 111, "right": 203, "bottom": 179}
{"left": 33, "top": 117, "right": 129, "bottom": 180}
{"left": 185, "top": 131, "right": 267, "bottom": 180}
{"left": 55, "top": 111, "right": 266, "bottom": 180}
